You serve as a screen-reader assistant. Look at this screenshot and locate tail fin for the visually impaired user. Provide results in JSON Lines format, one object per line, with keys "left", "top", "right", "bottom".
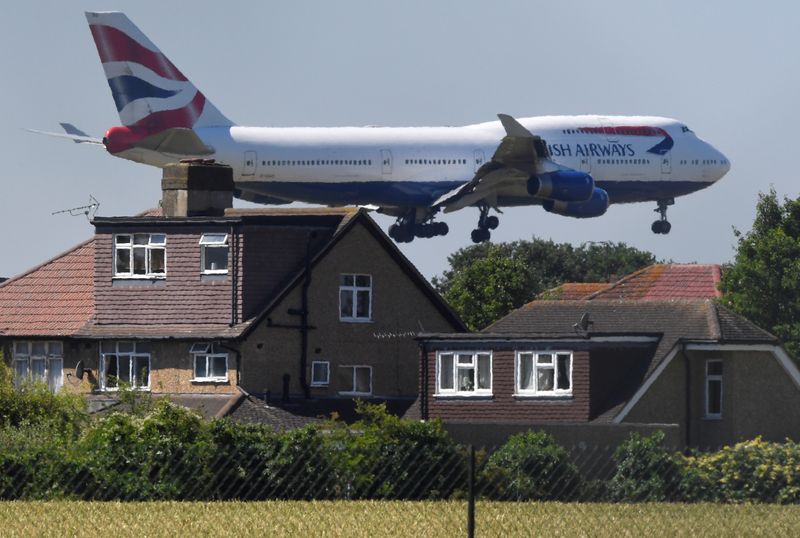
{"left": 85, "top": 12, "right": 234, "bottom": 132}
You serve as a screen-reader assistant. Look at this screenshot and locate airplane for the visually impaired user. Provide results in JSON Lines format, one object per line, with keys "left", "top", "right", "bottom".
{"left": 35, "top": 11, "right": 731, "bottom": 244}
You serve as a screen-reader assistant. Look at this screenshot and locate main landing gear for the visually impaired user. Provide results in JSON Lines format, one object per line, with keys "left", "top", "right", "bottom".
{"left": 388, "top": 212, "right": 449, "bottom": 243}
{"left": 471, "top": 206, "right": 500, "bottom": 243}
{"left": 651, "top": 198, "right": 674, "bottom": 234}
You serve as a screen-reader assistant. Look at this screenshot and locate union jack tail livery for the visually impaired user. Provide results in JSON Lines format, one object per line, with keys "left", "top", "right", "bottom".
{"left": 86, "top": 11, "right": 233, "bottom": 156}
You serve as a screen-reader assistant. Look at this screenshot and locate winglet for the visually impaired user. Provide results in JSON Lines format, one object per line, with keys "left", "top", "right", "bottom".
{"left": 498, "top": 114, "right": 534, "bottom": 138}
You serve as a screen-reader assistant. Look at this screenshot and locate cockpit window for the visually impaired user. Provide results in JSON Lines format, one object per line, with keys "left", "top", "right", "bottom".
{"left": 681, "top": 125, "right": 694, "bottom": 134}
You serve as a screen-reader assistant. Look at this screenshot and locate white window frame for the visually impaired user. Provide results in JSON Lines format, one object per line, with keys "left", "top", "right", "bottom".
{"left": 515, "top": 351, "right": 573, "bottom": 397}
{"left": 199, "top": 233, "right": 229, "bottom": 275}
{"left": 190, "top": 342, "right": 229, "bottom": 382}
{"left": 311, "top": 360, "right": 330, "bottom": 387}
{"left": 99, "top": 341, "right": 151, "bottom": 391}
{"left": 12, "top": 341, "right": 63, "bottom": 391}
{"left": 705, "top": 359, "right": 723, "bottom": 419}
{"left": 339, "top": 274, "right": 372, "bottom": 322}
{"left": 338, "top": 365, "right": 372, "bottom": 396}
{"left": 436, "top": 351, "right": 492, "bottom": 396}
{"left": 113, "top": 233, "right": 167, "bottom": 278}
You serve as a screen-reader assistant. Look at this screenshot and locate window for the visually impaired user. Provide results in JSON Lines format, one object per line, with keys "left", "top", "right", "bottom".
{"left": 190, "top": 343, "right": 228, "bottom": 382}
{"left": 114, "top": 233, "right": 166, "bottom": 278}
{"left": 516, "top": 351, "right": 572, "bottom": 396}
{"left": 100, "top": 341, "right": 151, "bottom": 390}
{"left": 199, "top": 233, "right": 229, "bottom": 274}
{"left": 339, "top": 274, "right": 372, "bottom": 321}
{"left": 13, "top": 341, "right": 63, "bottom": 391}
{"left": 338, "top": 365, "right": 371, "bottom": 395}
{"left": 705, "top": 360, "right": 723, "bottom": 419}
{"left": 311, "top": 361, "right": 330, "bottom": 386}
{"left": 437, "top": 352, "right": 491, "bottom": 395}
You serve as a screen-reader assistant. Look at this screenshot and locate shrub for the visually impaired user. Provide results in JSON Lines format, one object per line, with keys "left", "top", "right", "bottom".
{"left": 482, "top": 430, "right": 580, "bottom": 501}
{"left": 0, "top": 362, "right": 87, "bottom": 437}
{"left": 608, "top": 431, "right": 681, "bottom": 502}
{"left": 74, "top": 399, "right": 215, "bottom": 500}
{"left": 331, "top": 401, "right": 467, "bottom": 500}
{"left": 680, "top": 437, "right": 800, "bottom": 503}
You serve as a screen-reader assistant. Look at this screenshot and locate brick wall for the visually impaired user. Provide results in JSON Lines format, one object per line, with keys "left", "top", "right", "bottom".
{"left": 423, "top": 348, "right": 591, "bottom": 423}
{"left": 94, "top": 225, "right": 235, "bottom": 325}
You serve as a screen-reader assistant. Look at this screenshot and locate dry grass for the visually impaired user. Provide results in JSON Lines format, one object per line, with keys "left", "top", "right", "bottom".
{"left": 1, "top": 500, "right": 799, "bottom": 537}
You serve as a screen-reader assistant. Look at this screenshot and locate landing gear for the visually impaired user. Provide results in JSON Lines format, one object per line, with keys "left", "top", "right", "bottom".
{"left": 471, "top": 206, "right": 500, "bottom": 243}
{"left": 651, "top": 198, "right": 674, "bottom": 235}
{"left": 388, "top": 211, "right": 449, "bottom": 243}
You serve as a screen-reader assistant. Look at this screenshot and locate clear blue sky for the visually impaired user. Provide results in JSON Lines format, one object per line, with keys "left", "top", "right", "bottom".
{"left": 1, "top": 1, "right": 797, "bottom": 280}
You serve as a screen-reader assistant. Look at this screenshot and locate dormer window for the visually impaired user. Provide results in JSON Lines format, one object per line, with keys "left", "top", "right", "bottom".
{"left": 199, "top": 233, "right": 229, "bottom": 274}
{"left": 114, "top": 233, "right": 166, "bottom": 278}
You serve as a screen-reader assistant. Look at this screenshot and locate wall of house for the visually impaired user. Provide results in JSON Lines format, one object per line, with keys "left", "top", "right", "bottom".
{"left": 623, "top": 348, "right": 800, "bottom": 447}
{"left": 240, "top": 225, "right": 332, "bottom": 319}
{"left": 238, "top": 222, "right": 461, "bottom": 400}
{"left": 8, "top": 338, "right": 237, "bottom": 395}
{"left": 94, "top": 224, "right": 238, "bottom": 325}
{"left": 422, "top": 348, "right": 591, "bottom": 423}
{"left": 686, "top": 349, "right": 800, "bottom": 447}
{"left": 621, "top": 350, "right": 687, "bottom": 429}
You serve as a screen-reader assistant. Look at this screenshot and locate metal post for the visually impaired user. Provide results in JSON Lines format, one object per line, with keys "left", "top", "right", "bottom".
{"left": 468, "top": 444, "right": 475, "bottom": 538}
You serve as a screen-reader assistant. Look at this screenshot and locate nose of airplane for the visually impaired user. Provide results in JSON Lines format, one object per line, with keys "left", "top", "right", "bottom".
{"left": 706, "top": 143, "right": 731, "bottom": 182}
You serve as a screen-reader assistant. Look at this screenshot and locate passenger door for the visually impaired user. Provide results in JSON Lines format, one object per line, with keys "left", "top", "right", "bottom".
{"left": 380, "top": 149, "right": 392, "bottom": 175}
{"left": 243, "top": 151, "right": 257, "bottom": 176}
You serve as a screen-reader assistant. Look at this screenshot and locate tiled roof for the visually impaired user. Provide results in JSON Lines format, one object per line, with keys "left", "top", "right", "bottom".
{"left": 0, "top": 240, "right": 95, "bottom": 336}
{"left": 585, "top": 264, "right": 722, "bottom": 301}
{"left": 538, "top": 282, "right": 610, "bottom": 300}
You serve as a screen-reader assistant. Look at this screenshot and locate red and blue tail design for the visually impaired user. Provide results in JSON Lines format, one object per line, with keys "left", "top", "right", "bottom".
{"left": 86, "top": 11, "right": 233, "bottom": 143}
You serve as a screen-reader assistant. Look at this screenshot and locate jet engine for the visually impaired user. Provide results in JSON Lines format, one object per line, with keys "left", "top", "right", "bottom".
{"left": 542, "top": 187, "right": 609, "bottom": 218}
{"left": 527, "top": 170, "right": 594, "bottom": 202}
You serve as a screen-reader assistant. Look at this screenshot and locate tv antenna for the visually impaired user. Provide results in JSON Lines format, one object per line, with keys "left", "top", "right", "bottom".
{"left": 52, "top": 195, "right": 100, "bottom": 221}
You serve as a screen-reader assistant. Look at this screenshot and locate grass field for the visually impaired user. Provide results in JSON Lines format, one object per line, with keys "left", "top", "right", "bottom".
{"left": 1, "top": 500, "right": 799, "bottom": 537}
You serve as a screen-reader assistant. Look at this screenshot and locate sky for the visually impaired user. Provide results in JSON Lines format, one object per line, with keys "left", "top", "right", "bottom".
{"left": 1, "top": 1, "right": 798, "bottom": 281}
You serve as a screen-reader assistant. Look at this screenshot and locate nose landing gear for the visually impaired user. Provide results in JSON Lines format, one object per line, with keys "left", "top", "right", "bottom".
{"left": 651, "top": 198, "right": 673, "bottom": 234}
{"left": 471, "top": 206, "right": 500, "bottom": 243}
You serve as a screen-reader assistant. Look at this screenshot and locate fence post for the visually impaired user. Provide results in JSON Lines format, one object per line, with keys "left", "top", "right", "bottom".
{"left": 468, "top": 444, "right": 475, "bottom": 538}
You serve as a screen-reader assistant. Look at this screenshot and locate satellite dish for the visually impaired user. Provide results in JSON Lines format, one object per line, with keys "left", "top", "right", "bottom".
{"left": 75, "top": 360, "right": 85, "bottom": 380}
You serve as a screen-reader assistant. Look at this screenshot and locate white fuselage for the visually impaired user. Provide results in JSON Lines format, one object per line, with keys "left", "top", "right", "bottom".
{"left": 118, "top": 114, "right": 729, "bottom": 208}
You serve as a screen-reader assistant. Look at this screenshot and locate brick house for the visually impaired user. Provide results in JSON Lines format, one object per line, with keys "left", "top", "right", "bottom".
{"left": 0, "top": 163, "right": 464, "bottom": 422}
{"left": 417, "top": 264, "right": 800, "bottom": 449}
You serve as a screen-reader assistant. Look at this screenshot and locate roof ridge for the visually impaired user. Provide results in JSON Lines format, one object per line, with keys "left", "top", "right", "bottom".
{"left": 0, "top": 237, "right": 95, "bottom": 290}
{"left": 584, "top": 263, "right": 664, "bottom": 300}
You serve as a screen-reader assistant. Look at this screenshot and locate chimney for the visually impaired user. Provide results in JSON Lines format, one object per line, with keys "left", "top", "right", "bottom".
{"left": 161, "top": 161, "right": 234, "bottom": 217}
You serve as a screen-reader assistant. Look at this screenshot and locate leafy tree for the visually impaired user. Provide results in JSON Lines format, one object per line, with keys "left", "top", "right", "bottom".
{"left": 720, "top": 189, "right": 800, "bottom": 357}
{"left": 433, "top": 239, "right": 656, "bottom": 330}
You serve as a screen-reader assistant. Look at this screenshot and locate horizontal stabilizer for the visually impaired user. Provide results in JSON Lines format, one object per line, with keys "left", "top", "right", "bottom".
{"left": 26, "top": 128, "right": 103, "bottom": 145}
{"left": 133, "top": 128, "right": 213, "bottom": 156}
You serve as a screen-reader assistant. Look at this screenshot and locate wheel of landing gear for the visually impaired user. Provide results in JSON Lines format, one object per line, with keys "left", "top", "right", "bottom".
{"left": 485, "top": 215, "right": 499, "bottom": 230}
{"left": 388, "top": 224, "right": 401, "bottom": 240}
{"left": 661, "top": 221, "right": 671, "bottom": 234}
{"left": 651, "top": 221, "right": 663, "bottom": 234}
{"left": 435, "top": 222, "right": 449, "bottom": 236}
{"left": 471, "top": 228, "right": 491, "bottom": 243}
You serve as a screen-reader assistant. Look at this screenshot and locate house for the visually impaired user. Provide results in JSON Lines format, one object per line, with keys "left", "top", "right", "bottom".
{"left": 417, "top": 264, "right": 800, "bottom": 449}
{"left": 0, "top": 162, "right": 464, "bottom": 424}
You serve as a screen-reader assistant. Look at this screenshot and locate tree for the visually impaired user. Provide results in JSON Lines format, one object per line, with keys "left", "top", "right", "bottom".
{"left": 433, "top": 238, "right": 656, "bottom": 330}
{"left": 720, "top": 189, "right": 800, "bottom": 357}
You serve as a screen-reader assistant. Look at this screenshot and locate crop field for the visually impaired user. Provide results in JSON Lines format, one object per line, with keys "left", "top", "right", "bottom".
{"left": 1, "top": 500, "right": 799, "bottom": 537}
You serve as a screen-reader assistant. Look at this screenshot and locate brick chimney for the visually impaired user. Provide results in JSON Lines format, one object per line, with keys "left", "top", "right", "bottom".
{"left": 161, "top": 161, "right": 234, "bottom": 217}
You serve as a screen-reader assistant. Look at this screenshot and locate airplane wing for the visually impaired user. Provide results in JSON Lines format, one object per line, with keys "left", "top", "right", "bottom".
{"left": 433, "top": 113, "right": 562, "bottom": 213}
